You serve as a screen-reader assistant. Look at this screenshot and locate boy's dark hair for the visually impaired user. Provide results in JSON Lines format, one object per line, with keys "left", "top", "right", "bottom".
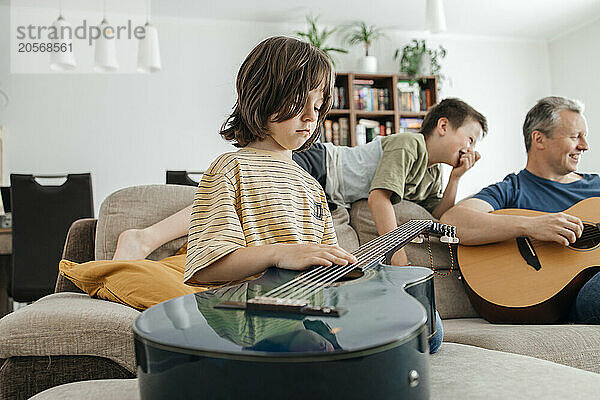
{"left": 420, "top": 98, "right": 488, "bottom": 138}
{"left": 220, "top": 36, "right": 334, "bottom": 151}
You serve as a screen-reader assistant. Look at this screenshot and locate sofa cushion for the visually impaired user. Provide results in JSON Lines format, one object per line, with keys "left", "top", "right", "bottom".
{"left": 29, "top": 344, "right": 600, "bottom": 400}
{"left": 434, "top": 270, "right": 479, "bottom": 319}
{"left": 432, "top": 343, "right": 600, "bottom": 399}
{"left": 444, "top": 318, "right": 600, "bottom": 373}
{"left": 1, "top": 355, "right": 134, "bottom": 400}
{"left": 30, "top": 378, "right": 140, "bottom": 400}
{"left": 96, "top": 184, "right": 196, "bottom": 261}
{"left": 59, "top": 254, "right": 205, "bottom": 310}
{"left": 0, "top": 293, "right": 139, "bottom": 373}
{"left": 349, "top": 199, "right": 451, "bottom": 269}
{"left": 330, "top": 206, "right": 359, "bottom": 252}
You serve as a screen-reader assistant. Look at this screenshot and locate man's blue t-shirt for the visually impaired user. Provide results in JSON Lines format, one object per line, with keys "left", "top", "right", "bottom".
{"left": 472, "top": 169, "right": 600, "bottom": 212}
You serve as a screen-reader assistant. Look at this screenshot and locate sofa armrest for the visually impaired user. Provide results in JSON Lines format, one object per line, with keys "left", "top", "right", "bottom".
{"left": 0, "top": 293, "right": 139, "bottom": 374}
{"left": 55, "top": 218, "right": 97, "bottom": 294}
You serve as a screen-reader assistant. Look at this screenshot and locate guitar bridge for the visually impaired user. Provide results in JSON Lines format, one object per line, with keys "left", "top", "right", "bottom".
{"left": 214, "top": 296, "right": 346, "bottom": 317}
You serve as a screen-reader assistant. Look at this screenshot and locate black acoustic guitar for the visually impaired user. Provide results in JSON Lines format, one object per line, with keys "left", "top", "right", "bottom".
{"left": 133, "top": 220, "right": 457, "bottom": 400}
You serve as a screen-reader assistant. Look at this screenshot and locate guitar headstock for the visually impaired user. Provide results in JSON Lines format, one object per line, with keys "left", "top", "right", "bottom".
{"left": 429, "top": 222, "right": 458, "bottom": 244}
{"left": 411, "top": 221, "right": 458, "bottom": 244}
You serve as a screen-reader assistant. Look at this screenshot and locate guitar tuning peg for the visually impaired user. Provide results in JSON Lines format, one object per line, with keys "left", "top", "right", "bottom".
{"left": 440, "top": 235, "right": 459, "bottom": 244}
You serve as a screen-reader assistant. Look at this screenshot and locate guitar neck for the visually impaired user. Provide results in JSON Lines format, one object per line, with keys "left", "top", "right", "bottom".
{"left": 220, "top": 219, "right": 450, "bottom": 316}
{"left": 351, "top": 220, "right": 433, "bottom": 270}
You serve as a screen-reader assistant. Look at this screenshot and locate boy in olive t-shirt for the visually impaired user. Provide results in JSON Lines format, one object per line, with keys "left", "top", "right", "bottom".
{"left": 293, "top": 98, "right": 488, "bottom": 265}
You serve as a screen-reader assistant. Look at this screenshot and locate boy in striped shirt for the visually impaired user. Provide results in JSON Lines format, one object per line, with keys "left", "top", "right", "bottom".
{"left": 184, "top": 36, "right": 356, "bottom": 285}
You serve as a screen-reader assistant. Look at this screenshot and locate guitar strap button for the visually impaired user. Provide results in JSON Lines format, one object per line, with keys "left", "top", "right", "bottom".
{"left": 408, "top": 370, "right": 420, "bottom": 387}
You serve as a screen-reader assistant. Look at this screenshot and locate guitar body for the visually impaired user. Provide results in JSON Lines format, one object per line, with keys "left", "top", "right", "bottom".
{"left": 458, "top": 198, "right": 600, "bottom": 323}
{"left": 134, "top": 265, "right": 435, "bottom": 400}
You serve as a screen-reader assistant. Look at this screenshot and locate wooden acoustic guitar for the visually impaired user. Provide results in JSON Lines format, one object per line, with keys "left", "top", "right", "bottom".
{"left": 457, "top": 197, "right": 600, "bottom": 323}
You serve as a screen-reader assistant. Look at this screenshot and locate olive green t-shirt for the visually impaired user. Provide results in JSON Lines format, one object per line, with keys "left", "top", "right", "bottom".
{"left": 369, "top": 132, "right": 442, "bottom": 212}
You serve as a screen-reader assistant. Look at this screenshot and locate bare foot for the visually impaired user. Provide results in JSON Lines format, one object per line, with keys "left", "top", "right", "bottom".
{"left": 112, "top": 229, "right": 153, "bottom": 260}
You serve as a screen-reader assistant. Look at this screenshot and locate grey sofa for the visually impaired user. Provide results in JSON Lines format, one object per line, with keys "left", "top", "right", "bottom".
{"left": 1, "top": 184, "right": 599, "bottom": 399}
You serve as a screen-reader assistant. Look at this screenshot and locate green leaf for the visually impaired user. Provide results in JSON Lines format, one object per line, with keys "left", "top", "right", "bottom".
{"left": 295, "top": 14, "right": 348, "bottom": 64}
{"left": 343, "top": 21, "right": 386, "bottom": 56}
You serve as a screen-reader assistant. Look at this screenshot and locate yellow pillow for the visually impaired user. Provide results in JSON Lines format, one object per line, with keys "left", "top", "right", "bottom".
{"left": 59, "top": 254, "right": 207, "bottom": 310}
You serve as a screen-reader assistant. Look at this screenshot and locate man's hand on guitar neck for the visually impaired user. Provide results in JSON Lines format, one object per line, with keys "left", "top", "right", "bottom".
{"left": 525, "top": 213, "right": 584, "bottom": 246}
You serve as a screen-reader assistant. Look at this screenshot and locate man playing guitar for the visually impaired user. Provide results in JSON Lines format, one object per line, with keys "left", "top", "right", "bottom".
{"left": 441, "top": 96, "right": 600, "bottom": 324}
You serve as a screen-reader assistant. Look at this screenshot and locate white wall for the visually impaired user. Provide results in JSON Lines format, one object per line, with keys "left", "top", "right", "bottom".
{"left": 0, "top": 5, "right": 552, "bottom": 213}
{"left": 549, "top": 18, "right": 600, "bottom": 174}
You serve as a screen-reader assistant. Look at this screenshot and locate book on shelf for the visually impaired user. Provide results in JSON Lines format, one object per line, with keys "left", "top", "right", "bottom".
{"left": 332, "top": 86, "right": 347, "bottom": 109}
{"left": 399, "top": 117, "right": 423, "bottom": 133}
{"left": 397, "top": 81, "right": 421, "bottom": 112}
{"left": 357, "top": 118, "right": 392, "bottom": 144}
{"left": 332, "top": 121, "right": 340, "bottom": 145}
{"left": 353, "top": 79, "right": 390, "bottom": 111}
{"left": 420, "top": 88, "right": 433, "bottom": 110}
{"left": 385, "top": 121, "right": 393, "bottom": 135}
{"left": 397, "top": 81, "right": 433, "bottom": 112}
{"left": 339, "top": 118, "right": 350, "bottom": 146}
{"left": 323, "top": 120, "right": 333, "bottom": 142}
{"left": 322, "top": 117, "right": 350, "bottom": 146}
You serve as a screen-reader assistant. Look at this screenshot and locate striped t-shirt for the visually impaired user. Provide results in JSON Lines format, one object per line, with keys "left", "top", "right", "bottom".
{"left": 184, "top": 147, "right": 337, "bottom": 284}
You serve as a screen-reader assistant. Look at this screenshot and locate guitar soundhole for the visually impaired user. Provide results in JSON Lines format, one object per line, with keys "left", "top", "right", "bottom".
{"left": 571, "top": 223, "right": 600, "bottom": 250}
{"left": 328, "top": 268, "right": 376, "bottom": 287}
{"left": 336, "top": 269, "right": 364, "bottom": 281}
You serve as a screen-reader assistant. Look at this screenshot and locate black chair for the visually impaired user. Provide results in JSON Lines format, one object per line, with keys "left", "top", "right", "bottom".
{"left": 10, "top": 173, "right": 94, "bottom": 302}
{"left": 0, "top": 187, "right": 10, "bottom": 213}
{"left": 166, "top": 170, "right": 203, "bottom": 187}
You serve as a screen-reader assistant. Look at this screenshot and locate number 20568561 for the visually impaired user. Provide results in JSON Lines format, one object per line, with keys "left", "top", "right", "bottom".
{"left": 18, "top": 42, "right": 72, "bottom": 53}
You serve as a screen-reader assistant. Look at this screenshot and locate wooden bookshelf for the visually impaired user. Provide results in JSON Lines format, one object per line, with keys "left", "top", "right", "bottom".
{"left": 326, "top": 72, "right": 438, "bottom": 146}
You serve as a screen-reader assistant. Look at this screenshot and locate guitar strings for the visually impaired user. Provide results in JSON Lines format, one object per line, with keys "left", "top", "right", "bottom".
{"left": 527, "top": 227, "right": 600, "bottom": 246}
{"left": 288, "top": 220, "right": 456, "bottom": 301}
{"left": 267, "top": 220, "right": 437, "bottom": 302}
{"left": 260, "top": 221, "right": 423, "bottom": 299}
{"left": 261, "top": 220, "right": 433, "bottom": 301}
{"left": 287, "top": 222, "right": 428, "bottom": 301}
{"left": 261, "top": 221, "right": 423, "bottom": 300}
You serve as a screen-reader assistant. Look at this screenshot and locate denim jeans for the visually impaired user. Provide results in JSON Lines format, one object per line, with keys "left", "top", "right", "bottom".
{"left": 569, "top": 271, "right": 600, "bottom": 324}
{"left": 429, "top": 310, "right": 443, "bottom": 354}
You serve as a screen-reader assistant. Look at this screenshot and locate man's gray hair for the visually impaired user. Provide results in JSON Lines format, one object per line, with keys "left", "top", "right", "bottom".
{"left": 522, "top": 96, "right": 585, "bottom": 152}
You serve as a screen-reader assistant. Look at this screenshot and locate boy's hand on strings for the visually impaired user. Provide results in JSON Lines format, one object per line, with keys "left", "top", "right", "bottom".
{"left": 450, "top": 148, "right": 481, "bottom": 179}
{"left": 274, "top": 244, "right": 357, "bottom": 271}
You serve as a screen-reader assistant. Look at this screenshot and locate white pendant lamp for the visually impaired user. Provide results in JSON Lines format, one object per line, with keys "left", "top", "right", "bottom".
{"left": 49, "top": 2, "right": 76, "bottom": 71}
{"left": 426, "top": 0, "right": 447, "bottom": 34}
{"left": 94, "top": 1, "right": 119, "bottom": 72}
{"left": 94, "top": 18, "right": 119, "bottom": 72}
{"left": 137, "top": 23, "right": 161, "bottom": 72}
{"left": 137, "top": 1, "right": 161, "bottom": 73}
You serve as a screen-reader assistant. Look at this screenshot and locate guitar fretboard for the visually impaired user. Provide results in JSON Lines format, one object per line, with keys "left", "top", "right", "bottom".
{"left": 257, "top": 220, "right": 435, "bottom": 303}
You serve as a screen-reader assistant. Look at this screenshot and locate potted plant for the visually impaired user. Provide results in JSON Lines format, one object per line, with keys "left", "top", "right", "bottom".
{"left": 394, "top": 39, "right": 446, "bottom": 77}
{"left": 344, "top": 21, "right": 385, "bottom": 73}
{"left": 295, "top": 15, "right": 347, "bottom": 66}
